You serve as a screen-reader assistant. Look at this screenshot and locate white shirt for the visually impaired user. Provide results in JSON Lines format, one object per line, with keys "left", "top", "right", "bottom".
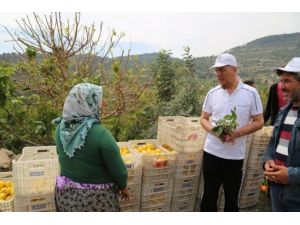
{"left": 202, "top": 81, "right": 263, "bottom": 159}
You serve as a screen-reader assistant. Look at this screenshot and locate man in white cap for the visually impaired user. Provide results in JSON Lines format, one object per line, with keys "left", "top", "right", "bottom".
{"left": 263, "top": 57, "right": 300, "bottom": 211}
{"left": 200, "top": 53, "right": 264, "bottom": 211}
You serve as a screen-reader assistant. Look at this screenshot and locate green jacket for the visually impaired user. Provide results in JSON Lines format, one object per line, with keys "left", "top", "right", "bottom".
{"left": 55, "top": 124, "right": 128, "bottom": 189}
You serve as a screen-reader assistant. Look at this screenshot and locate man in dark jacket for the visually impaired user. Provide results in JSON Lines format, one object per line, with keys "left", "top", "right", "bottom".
{"left": 264, "top": 82, "right": 287, "bottom": 125}
{"left": 263, "top": 57, "right": 300, "bottom": 211}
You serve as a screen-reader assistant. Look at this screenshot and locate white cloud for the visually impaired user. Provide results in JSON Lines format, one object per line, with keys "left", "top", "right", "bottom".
{"left": 1, "top": 12, "right": 300, "bottom": 57}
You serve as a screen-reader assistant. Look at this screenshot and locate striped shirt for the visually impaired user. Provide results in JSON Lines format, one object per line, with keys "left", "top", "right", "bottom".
{"left": 275, "top": 107, "right": 299, "bottom": 167}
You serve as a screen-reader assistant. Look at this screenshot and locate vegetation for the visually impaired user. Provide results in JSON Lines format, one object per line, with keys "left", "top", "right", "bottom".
{"left": 0, "top": 13, "right": 298, "bottom": 153}
{"left": 212, "top": 108, "right": 239, "bottom": 138}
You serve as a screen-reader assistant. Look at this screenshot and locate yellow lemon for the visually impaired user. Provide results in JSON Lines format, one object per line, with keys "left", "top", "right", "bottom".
{"left": 5, "top": 194, "right": 12, "bottom": 201}
{"left": 0, "top": 192, "right": 8, "bottom": 200}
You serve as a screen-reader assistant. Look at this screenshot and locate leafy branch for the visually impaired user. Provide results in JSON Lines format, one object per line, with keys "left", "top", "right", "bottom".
{"left": 211, "top": 107, "right": 239, "bottom": 138}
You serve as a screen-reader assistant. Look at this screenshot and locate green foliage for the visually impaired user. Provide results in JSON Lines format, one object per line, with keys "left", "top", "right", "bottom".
{"left": 182, "top": 46, "right": 195, "bottom": 74}
{"left": 25, "top": 48, "right": 37, "bottom": 61}
{"left": 103, "top": 89, "right": 158, "bottom": 141}
{"left": 154, "top": 50, "right": 176, "bottom": 102}
{"left": 0, "top": 63, "right": 14, "bottom": 107}
{"left": 1, "top": 30, "right": 282, "bottom": 154}
{"left": 212, "top": 107, "right": 239, "bottom": 137}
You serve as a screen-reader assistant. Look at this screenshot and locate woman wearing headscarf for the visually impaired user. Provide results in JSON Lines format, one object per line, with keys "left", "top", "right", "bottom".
{"left": 53, "top": 83, "right": 129, "bottom": 212}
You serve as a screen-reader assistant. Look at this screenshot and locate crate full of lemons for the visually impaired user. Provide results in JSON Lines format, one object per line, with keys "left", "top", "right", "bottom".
{"left": 129, "top": 139, "right": 177, "bottom": 169}
{"left": 0, "top": 173, "right": 14, "bottom": 212}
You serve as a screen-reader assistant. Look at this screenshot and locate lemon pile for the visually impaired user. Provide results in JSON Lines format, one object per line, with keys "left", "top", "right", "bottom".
{"left": 120, "top": 147, "right": 131, "bottom": 156}
{"left": 134, "top": 143, "right": 161, "bottom": 155}
{"left": 0, "top": 180, "right": 14, "bottom": 201}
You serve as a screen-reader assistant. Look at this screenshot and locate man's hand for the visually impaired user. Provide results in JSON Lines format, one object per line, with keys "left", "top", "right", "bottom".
{"left": 264, "top": 164, "right": 289, "bottom": 184}
{"left": 264, "top": 160, "right": 276, "bottom": 172}
{"left": 224, "top": 130, "right": 240, "bottom": 144}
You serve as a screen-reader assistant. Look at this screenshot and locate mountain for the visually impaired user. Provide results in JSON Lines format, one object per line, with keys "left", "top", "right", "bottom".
{"left": 194, "top": 32, "right": 300, "bottom": 82}
{"left": 1, "top": 32, "right": 299, "bottom": 84}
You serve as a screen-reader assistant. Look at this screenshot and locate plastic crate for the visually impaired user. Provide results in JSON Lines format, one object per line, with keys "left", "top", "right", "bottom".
{"left": 140, "top": 203, "right": 171, "bottom": 212}
{"left": 141, "top": 192, "right": 172, "bottom": 207}
{"left": 120, "top": 200, "right": 140, "bottom": 212}
{"left": 171, "top": 198, "right": 196, "bottom": 212}
{"left": 250, "top": 142, "right": 270, "bottom": 152}
{"left": 245, "top": 134, "right": 253, "bottom": 157}
{"left": 0, "top": 171, "right": 14, "bottom": 212}
{"left": 184, "top": 117, "right": 200, "bottom": 123}
{"left": 239, "top": 186, "right": 260, "bottom": 207}
{"left": 196, "top": 170, "right": 204, "bottom": 199}
{"left": 176, "top": 151, "right": 203, "bottom": 167}
{"left": 20, "top": 146, "right": 57, "bottom": 159}
{"left": 129, "top": 139, "right": 177, "bottom": 169}
{"left": 142, "top": 168, "right": 175, "bottom": 182}
{"left": 194, "top": 197, "right": 201, "bottom": 212}
{"left": 239, "top": 199, "right": 259, "bottom": 209}
{"left": 169, "top": 121, "right": 207, "bottom": 153}
{"left": 251, "top": 126, "right": 273, "bottom": 145}
{"left": 119, "top": 182, "right": 141, "bottom": 206}
{"left": 157, "top": 116, "right": 207, "bottom": 153}
{"left": 172, "top": 191, "right": 197, "bottom": 203}
{"left": 241, "top": 179, "right": 261, "bottom": 189}
{"left": 175, "top": 164, "right": 201, "bottom": 178}
{"left": 239, "top": 186, "right": 260, "bottom": 208}
{"left": 12, "top": 146, "right": 59, "bottom": 196}
{"left": 141, "top": 179, "right": 173, "bottom": 195}
{"left": 173, "top": 176, "right": 199, "bottom": 194}
{"left": 157, "top": 116, "right": 186, "bottom": 145}
{"left": 141, "top": 179, "right": 173, "bottom": 207}
{"left": 246, "top": 152, "right": 264, "bottom": 169}
{"left": 117, "top": 142, "right": 143, "bottom": 184}
{"left": 243, "top": 169, "right": 264, "bottom": 180}
{"left": 14, "top": 193, "right": 56, "bottom": 212}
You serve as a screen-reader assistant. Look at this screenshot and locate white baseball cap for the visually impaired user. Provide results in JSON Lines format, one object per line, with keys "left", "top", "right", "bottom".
{"left": 210, "top": 53, "right": 238, "bottom": 68}
{"left": 276, "top": 57, "right": 300, "bottom": 74}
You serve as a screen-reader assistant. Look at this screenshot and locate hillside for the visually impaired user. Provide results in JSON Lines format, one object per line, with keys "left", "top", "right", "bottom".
{"left": 194, "top": 32, "right": 300, "bottom": 82}
{"left": 1, "top": 32, "right": 299, "bottom": 84}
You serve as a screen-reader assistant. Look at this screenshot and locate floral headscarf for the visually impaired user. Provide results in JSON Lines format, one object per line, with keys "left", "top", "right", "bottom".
{"left": 53, "top": 83, "right": 102, "bottom": 158}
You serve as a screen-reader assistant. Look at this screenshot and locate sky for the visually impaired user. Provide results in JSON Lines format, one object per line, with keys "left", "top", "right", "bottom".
{"left": 1, "top": 11, "right": 300, "bottom": 58}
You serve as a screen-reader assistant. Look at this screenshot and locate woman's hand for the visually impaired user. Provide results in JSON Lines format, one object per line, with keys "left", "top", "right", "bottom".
{"left": 117, "top": 188, "right": 130, "bottom": 200}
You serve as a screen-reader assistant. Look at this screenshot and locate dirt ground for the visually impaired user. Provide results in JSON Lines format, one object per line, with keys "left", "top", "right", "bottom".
{"left": 241, "top": 191, "right": 272, "bottom": 212}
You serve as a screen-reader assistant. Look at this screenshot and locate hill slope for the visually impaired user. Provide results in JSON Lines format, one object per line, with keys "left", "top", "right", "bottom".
{"left": 1, "top": 32, "right": 299, "bottom": 84}
{"left": 194, "top": 32, "right": 300, "bottom": 82}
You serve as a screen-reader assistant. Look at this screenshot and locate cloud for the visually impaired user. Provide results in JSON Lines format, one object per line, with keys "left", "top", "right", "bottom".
{"left": 1, "top": 12, "right": 300, "bottom": 58}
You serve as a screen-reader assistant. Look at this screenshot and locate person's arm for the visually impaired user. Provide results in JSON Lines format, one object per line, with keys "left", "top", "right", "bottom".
{"left": 200, "top": 91, "right": 214, "bottom": 134}
{"left": 99, "top": 128, "right": 128, "bottom": 189}
{"left": 228, "top": 87, "right": 265, "bottom": 142}
{"left": 288, "top": 167, "right": 300, "bottom": 184}
{"left": 263, "top": 121, "right": 300, "bottom": 185}
{"left": 54, "top": 126, "right": 60, "bottom": 155}
{"left": 225, "top": 113, "right": 264, "bottom": 143}
{"left": 200, "top": 111, "right": 213, "bottom": 133}
{"left": 263, "top": 135, "right": 276, "bottom": 175}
